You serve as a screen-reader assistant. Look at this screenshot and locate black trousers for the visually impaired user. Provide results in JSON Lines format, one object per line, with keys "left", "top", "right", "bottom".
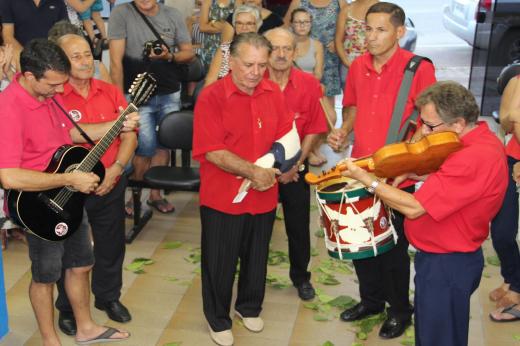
{"left": 200, "top": 206, "right": 275, "bottom": 332}
{"left": 56, "top": 176, "right": 127, "bottom": 312}
{"left": 279, "top": 167, "right": 311, "bottom": 286}
{"left": 352, "top": 186, "right": 414, "bottom": 320}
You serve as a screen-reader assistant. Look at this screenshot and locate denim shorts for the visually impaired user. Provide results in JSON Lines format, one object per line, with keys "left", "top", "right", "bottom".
{"left": 78, "top": 0, "right": 103, "bottom": 20}
{"left": 27, "top": 214, "right": 94, "bottom": 283}
{"left": 129, "top": 91, "right": 181, "bottom": 157}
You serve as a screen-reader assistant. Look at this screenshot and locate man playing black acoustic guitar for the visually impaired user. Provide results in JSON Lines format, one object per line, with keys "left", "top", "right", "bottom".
{"left": 0, "top": 39, "right": 138, "bottom": 345}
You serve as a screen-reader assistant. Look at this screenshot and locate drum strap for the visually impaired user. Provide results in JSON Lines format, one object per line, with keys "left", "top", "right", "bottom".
{"left": 385, "top": 55, "right": 432, "bottom": 145}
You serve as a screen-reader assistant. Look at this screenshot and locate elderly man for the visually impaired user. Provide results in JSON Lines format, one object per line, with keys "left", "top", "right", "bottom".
{"left": 0, "top": 39, "right": 137, "bottom": 345}
{"left": 264, "top": 27, "right": 327, "bottom": 300}
{"left": 193, "top": 33, "right": 293, "bottom": 346}
{"left": 340, "top": 81, "right": 508, "bottom": 346}
{"left": 53, "top": 34, "right": 138, "bottom": 335}
{"left": 327, "top": 2, "right": 436, "bottom": 338}
{"left": 109, "top": 0, "right": 194, "bottom": 215}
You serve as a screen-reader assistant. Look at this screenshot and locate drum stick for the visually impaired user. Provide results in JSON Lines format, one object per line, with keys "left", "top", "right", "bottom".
{"left": 319, "top": 97, "right": 336, "bottom": 130}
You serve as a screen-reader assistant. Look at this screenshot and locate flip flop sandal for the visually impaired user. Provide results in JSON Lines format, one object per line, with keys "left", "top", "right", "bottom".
{"left": 124, "top": 200, "right": 134, "bottom": 218}
{"left": 76, "top": 326, "right": 130, "bottom": 345}
{"left": 489, "top": 304, "right": 520, "bottom": 323}
{"left": 146, "top": 198, "right": 175, "bottom": 214}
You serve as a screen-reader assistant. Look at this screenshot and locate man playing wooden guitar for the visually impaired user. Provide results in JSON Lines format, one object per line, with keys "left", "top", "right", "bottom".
{"left": 340, "top": 81, "right": 508, "bottom": 346}
{"left": 0, "top": 39, "right": 137, "bottom": 345}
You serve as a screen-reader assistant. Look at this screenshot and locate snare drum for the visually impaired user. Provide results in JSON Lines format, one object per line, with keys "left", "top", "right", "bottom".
{"left": 316, "top": 176, "right": 397, "bottom": 260}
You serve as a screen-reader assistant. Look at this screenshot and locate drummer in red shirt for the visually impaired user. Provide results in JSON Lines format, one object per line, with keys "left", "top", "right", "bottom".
{"left": 340, "top": 81, "right": 508, "bottom": 346}
{"left": 327, "top": 2, "right": 436, "bottom": 338}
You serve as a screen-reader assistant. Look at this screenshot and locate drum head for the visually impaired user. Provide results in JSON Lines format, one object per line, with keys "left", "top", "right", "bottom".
{"left": 317, "top": 176, "right": 372, "bottom": 202}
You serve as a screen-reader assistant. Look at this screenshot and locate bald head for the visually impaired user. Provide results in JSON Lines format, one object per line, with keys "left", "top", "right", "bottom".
{"left": 264, "top": 28, "right": 296, "bottom": 73}
{"left": 58, "top": 34, "right": 95, "bottom": 81}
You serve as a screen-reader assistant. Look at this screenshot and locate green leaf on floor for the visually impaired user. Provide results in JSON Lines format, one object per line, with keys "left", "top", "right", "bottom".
{"left": 321, "top": 341, "right": 334, "bottom": 346}
{"left": 124, "top": 257, "right": 154, "bottom": 274}
{"left": 184, "top": 248, "right": 201, "bottom": 264}
{"left": 268, "top": 248, "right": 290, "bottom": 266}
{"left": 266, "top": 273, "right": 291, "bottom": 289}
{"left": 317, "top": 273, "right": 341, "bottom": 285}
{"left": 353, "top": 312, "right": 387, "bottom": 334}
{"left": 275, "top": 208, "right": 284, "bottom": 220}
{"left": 311, "top": 247, "right": 319, "bottom": 257}
{"left": 356, "top": 332, "right": 368, "bottom": 340}
{"left": 513, "top": 334, "right": 520, "bottom": 341}
{"left": 315, "top": 228, "right": 325, "bottom": 238}
{"left": 408, "top": 250, "right": 416, "bottom": 261}
{"left": 313, "top": 313, "right": 332, "bottom": 321}
{"left": 482, "top": 272, "right": 491, "bottom": 278}
{"left": 163, "top": 241, "right": 183, "bottom": 249}
{"left": 405, "top": 327, "right": 415, "bottom": 338}
{"left": 310, "top": 204, "right": 318, "bottom": 211}
{"left": 486, "top": 255, "right": 501, "bottom": 266}
{"left": 400, "top": 340, "right": 415, "bottom": 346}
{"left": 167, "top": 276, "right": 179, "bottom": 282}
{"left": 192, "top": 266, "right": 201, "bottom": 275}
{"left": 351, "top": 343, "right": 364, "bottom": 346}
{"left": 328, "top": 295, "right": 356, "bottom": 310}
{"left": 163, "top": 342, "right": 182, "bottom": 346}
{"left": 303, "top": 302, "right": 319, "bottom": 310}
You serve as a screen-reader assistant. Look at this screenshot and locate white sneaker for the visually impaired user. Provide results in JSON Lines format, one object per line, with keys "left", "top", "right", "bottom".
{"left": 234, "top": 311, "right": 264, "bottom": 332}
{"left": 208, "top": 324, "right": 234, "bottom": 346}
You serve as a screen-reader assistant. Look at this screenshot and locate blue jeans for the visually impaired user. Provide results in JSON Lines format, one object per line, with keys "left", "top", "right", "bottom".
{"left": 491, "top": 155, "right": 520, "bottom": 293}
{"left": 130, "top": 91, "right": 181, "bottom": 157}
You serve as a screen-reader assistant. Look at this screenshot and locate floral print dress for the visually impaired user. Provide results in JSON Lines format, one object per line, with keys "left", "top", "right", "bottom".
{"left": 343, "top": 12, "right": 368, "bottom": 63}
{"left": 200, "top": 0, "right": 235, "bottom": 70}
{"left": 300, "top": 0, "right": 341, "bottom": 96}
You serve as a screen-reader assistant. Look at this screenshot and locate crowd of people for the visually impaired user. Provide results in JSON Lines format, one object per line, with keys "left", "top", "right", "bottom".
{"left": 0, "top": 0, "right": 519, "bottom": 346}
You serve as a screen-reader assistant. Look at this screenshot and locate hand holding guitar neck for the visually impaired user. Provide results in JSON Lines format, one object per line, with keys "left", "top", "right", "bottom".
{"left": 306, "top": 131, "right": 463, "bottom": 185}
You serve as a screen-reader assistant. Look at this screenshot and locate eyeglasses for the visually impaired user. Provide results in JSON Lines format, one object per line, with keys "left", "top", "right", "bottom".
{"left": 292, "top": 20, "right": 311, "bottom": 26}
{"left": 235, "top": 21, "right": 256, "bottom": 27}
{"left": 421, "top": 119, "right": 444, "bottom": 131}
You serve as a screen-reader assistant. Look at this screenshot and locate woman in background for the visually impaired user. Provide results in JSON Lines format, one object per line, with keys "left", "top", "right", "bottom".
{"left": 199, "top": 0, "right": 235, "bottom": 69}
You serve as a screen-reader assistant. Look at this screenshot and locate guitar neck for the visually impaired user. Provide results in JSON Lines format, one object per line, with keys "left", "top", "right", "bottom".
{"left": 77, "top": 103, "right": 138, "bottom": 172}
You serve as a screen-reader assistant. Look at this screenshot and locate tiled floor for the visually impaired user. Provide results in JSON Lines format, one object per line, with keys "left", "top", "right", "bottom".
{"left": 1, "top": 172, "right": 519, "bottom": 346}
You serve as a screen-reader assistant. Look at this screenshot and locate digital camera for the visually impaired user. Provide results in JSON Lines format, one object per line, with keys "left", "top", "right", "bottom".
{"left": 143, "top": 40, "right": 163, "bottom": 56}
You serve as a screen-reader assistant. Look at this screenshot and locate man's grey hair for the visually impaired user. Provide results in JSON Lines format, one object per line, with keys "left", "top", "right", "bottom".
{"left": 232, "top": 5, "right": 263, "bottom": 31}
{"left": 230, "top": 32, "right": 272, "bottom": 57}
{"left": 264, "top": 27, "right": 296, "bottom": 48}
{"left": 416, "top": 81, "right": 480, "bottom": 125}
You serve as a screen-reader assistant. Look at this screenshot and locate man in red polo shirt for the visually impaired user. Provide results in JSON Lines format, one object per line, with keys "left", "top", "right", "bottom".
{"left": 327, "top": 2, "right": 436, "bottom": 338}
{"left": 193, "top": 33, "right": 293, "bottom": 346}
{"left": 264, "top": 27, "right": 327, "bottom": 301}
{"left": 339, "top": 81, "right": 508, "bottom": 346}
{"left": 0, "top": 39, "right": 136, "bottom": 345}
{"left": 53, "top": 34, "right": 138, "bottom": 335}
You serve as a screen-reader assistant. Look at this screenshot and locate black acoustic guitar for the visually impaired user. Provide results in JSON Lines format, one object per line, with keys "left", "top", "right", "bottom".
{"left": 6, "top": 73, "right": 156, "bottom": 241}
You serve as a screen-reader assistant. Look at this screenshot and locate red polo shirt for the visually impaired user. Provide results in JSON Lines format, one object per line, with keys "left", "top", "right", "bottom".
{"left": 0, "top": 74, "right": 73, "bottom": 171}
{"left": 405, "top": 122, "right": 508, "bottom": 253}
{"left": 265, "top": 68, "right": 328, "bottom": 139}
{"left": 193, "top": 74, "right": 293, "bottom": 214}
{"left": 62, "top": 78, "right": 127, "bottom": 168}
{"left": 343, "top": 47, "right": 436, "bottom": 158}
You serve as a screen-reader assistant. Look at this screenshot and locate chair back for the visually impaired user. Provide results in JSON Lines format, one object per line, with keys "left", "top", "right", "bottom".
{"left": 157, "top": 111, "right": 194, "bottom": 151}
{"left": 497, "top": 60, "right": 520, "bottom": 95}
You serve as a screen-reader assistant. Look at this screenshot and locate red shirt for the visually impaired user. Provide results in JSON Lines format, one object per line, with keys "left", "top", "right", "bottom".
{"left": 343, "top": 47, "right": 436, "bottom": 158}
{"left": 193, "top": 74, "right": 293, "bottom": 214}
{"left": 265, "top": 68, "right": 328, "bottom": 139}
{"left": 0, "top": 74, "right": 73, "bottom": 171}
{"left": 62, "top": 79, "right": 127, "bottom": 168}
{"left": 405, "top": 122, "right": 508, "bottom": 253}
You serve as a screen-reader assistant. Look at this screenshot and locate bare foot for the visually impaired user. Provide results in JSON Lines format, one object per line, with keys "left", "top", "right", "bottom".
{"left": 489, "top": 282, "right": 510, "bottom": 302}
{"left": 496, "top": 290, "right": 520, "bottom": 308}
{"left": 489, "top": 303, "right": 520, "bottom": 322}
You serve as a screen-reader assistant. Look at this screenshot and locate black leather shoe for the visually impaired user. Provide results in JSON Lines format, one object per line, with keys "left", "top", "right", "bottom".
{"left": 340, "top": 303, "right": 384, "bottom": 322}
{"left": 58, "top": 311, "right": 76, "bottom": 336}
{"left": 295, "top": 281, "right": 316, "bottom": 301}
{"left": 378, "top": 316, "right": 411, "bottom": 339}
{"left": 94, "top": 300, "right": 132, "bottom": 323}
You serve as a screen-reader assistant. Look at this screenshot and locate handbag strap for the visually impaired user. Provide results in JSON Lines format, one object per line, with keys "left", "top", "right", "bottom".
{"left": 51, "top": 97, "right": 96, "bottom": 146}
{"left": 385, "top": 55, "right": 431, "bottom": 144}
{"left": 131, "top": 2, "right": 170, "bottom": 52}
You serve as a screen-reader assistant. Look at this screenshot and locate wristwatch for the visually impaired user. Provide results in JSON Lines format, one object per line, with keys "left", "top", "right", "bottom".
{"left": 366, "top": 180, "right": 379, "bottom": 194}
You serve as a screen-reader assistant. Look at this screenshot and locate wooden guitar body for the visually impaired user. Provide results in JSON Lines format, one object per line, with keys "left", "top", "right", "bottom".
{"left": 7, "top": 145, "right": 105, "bottom": 241}
{"left": 305, "top": 131, "right": 463, "bottom": 185}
